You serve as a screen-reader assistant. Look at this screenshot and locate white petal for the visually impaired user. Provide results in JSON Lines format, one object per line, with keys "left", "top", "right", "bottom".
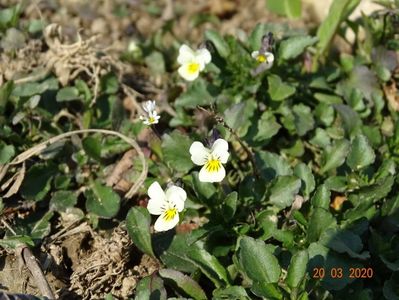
{"left": 266, "top": 52, "right": 274, "bottom": 63}
{"left": 178, "top": 64, "right": 200, "bottom": 81}
{"left": 264, "top": 61, "right": 274, "bottom": 70}
{"left": 211, "top": 139, "right": 229, "bottom": 163}
{"left": 189, "top": 141, "right": 209, "bottom": 166}
{"left": 251, "top": 50, "right": 259, "bottom": 59}
{"left": 196, "top": 48, "right": 211, "bottom": 65}
{"left": 166, "top": 185, "right": 187, "bottom": 212}
{"left": 199, "top": 164, "right": 226, "bottom": 183}
{"left": 147, "top": 182, "right": 166, "bottom": 215}
{"left": 147, "top": 198, "right": 164, "bottom": 215}
{"left": 154, "top": 212, "right": 179, "bottom": 232}
{"left": 142, "top": 100, "right": 156, "bottom": 113}
{"left": 147, "top": 181, "right": 166, "bottom": 203}
{"left": 177, "top": 44, "right": 195, "bottom": 65}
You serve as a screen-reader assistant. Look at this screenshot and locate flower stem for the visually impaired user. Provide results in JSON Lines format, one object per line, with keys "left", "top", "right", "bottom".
{"left": 197, "top": 106, "right": 260, "bottom": 179}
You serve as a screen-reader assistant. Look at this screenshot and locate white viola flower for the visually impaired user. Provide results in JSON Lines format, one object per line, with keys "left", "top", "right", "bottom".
{"left": 142, "top": 100, "right": 156, "bottom": 113}
{"left": 140, "top": 111, "right": 160, "bottom": 125}
{"left": 189, "top": 138, "right": 229, "bottom": 183}
{"left": 140, "top": 100, "right": 160, "bottom": 125}
{"left": 146, "top": 181, "right": 187, "bottom": 232}
{"left": 251, "top": 50, "right": 274, "bottom": 67}
{"left": 177, "top": 44, "right": 211, "bottom": 81}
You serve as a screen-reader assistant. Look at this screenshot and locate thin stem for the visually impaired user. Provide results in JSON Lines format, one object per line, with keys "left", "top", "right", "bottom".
{"left": 197, "top": 106, "right": 260, "bottom": 179}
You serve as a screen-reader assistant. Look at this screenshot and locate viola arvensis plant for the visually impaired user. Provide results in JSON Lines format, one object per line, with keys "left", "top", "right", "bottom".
{"left": 251, "top": 50, "right": 274, "bottom": 68}
{"left": 189, "top": 138, "right": 229, "bottom": 183}
{"left": 140, "top": 100, "right": 160, "bottom": 126}
{"left": 177, "top": 44, "right": 211, "bottom": 81}
{"left": 146, "top": 181, "right": 187, "bottom": 232}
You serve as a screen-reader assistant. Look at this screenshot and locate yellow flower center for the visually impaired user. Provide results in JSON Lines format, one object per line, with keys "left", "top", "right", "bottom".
{"left": 148, "top": 116, "right": 156, "bottom": 124}
{"left": 256, "top": 54, "right": 267, "bottom": 63}
{"left": 205, "top": 158, "right": 222, "bottom": 172}
{"left": 163, "top": 207, "right": 178, "bottom": 221}
{"left": 187, "top": 62, "right": 200, "bottom": 74}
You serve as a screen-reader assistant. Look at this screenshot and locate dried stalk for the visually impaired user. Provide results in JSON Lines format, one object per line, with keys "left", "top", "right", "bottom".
{"left": 6, "top": 129, "right": 147, "bottom": 199}
{"left": 20, "top": 246, "right": 56, "bottom": 299}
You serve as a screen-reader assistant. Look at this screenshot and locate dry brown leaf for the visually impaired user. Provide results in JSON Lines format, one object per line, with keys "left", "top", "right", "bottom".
{"left": 106, "top": 149, "right": 135, "bottom": 187}
{"left": 3, "top": 163, "right": 26, "bottom": 198}
{"left": 383, "top": 82, "right": 399, "bottom": 111}
{"left": 330, "top": 195, "right": 347, "bottom": 211}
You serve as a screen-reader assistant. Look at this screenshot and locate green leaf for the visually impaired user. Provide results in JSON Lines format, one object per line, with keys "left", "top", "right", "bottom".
{"left": 21, "top": 164, "right": 56, "bottom": 201}
{"left": 248, "top": 23, "right": 268, "bottom": 51}
{"left": 205, "top": 29, "right": 230, "bottom": 58}
{"left": 100, "top": 73, "right": 119, "bottom": 94}
{"left": 251, "top": 282, "right": 283, "bottom": 299}
{"left": 1, "top": 28, "right": 25, "bottom": 51}
{"left": 157, "top": 234, "right": 197, "bottom": 273}
{"left": 85, "top": 180, "right": 120, "bottom": 218}
{"left": 278, "top": 36, "right": 318, "bottom": 60}
{"left": 159, "top": 269, "right": 207, "bottom": 300}
{"left": 251, "top": 111, "right": 281, "bottom": 143}
{"left": 126, "top": 206, "right": 155, "bottom": 257}
{"left": 314, "top": 93, "right": 343, "bottom": 104}
{"left": 266, "top": 0, "right": 302, "bottom": 19}
{"left": 383, "top": 272, "right": 399, "bottom": 300}
{"left": 320, "top": 139, "right": 350, "bottom": 173}
{"left": 238, "top": 236, "right": 281, "bottom": 283}
{"left": 50, "top": 190, "right": 78, "bottom": 212}
{"left": 307, "top": 208, "right": 336, "bottom": 242}
{"left": 0, "top": 81, "right": 14, "bottom": 114}
{"left": 255, "top": 151, "right": 292, "bottom": 181}
{"left": 191, "top": 172, "right": 217, "bottom": 202}
{"left": 188, "top": 247, "right": 230, "bottom": 287}
{"left": 324, "top": 176, "right": 347, "bottom": 192}
{"left": 157, "top": 233, "right": 229, "bottom": 287}
{"left": 319, "top": 228, "right": 370, "bottom": 259}
{"left": 316, "top": 0, "right": 361, "bottom": 56}
{"left": 30, "top": 211, "right": 54, "bottom": 240}
{"left": 222, "top": 191, "right": 237, "bottom": 221}
{"left": 333, "top": 104, "right": 362, "bottom": 137}
{"left": 82, "top": 136, "right": 102, "bottom": 161}
{"left": 311, "top": 185, "right": 331, "bottom": 210}
{"left": 344, "top": 177, "right": 394, "bottom": 221}
{"left": 294, "top": 163, "right": 315, "bottom": 199}
{"left": 28, "top": 19, "right": 46, "bottom": 34}
{"left": 144, "top": 51, "right": 165, "bottom": 75}
{"left": 0, "top": 235, "right": 34, "bottom": 249}
{"left": 315, "top": 103, "right": 335, "bottom": 126}
{"left": 12, "top": 77, "right": 58, "bottom": 97}
{"left": 162, "top": 130, "right": 193, "bottom": 174}
{"left": 268, "top": 74, "right": 296, "bottom": 101}
{"left": 269, "top": 176, "right": 302, "bottom": 209}
{"left": 286, "top": 250, "right": 309, "bottom": 289}
{"left": 224, "top": 100, "right": 256, "bottom": 137}
{"left": 292, "top": 104, "right": 315, "bottom": 136}
{"left": 0, "top": 141, "right": 15, "bottom": 164}
{"left": 135, "top": 275, "right": 167, "bottom": 300}
{"left": 56, "top": 87, "right": 80, "bottom": 102}
{"left": 0, "top": 5, "right": 20, "bottom": 30}
{"left": 175, "top": 79, "right": 213, "bottom": 108}
{"left": 213, "top": 286, "right": 249, "bottom": 299}
{"left": 346, "top": 135, "right": 375, "bottom": 170}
